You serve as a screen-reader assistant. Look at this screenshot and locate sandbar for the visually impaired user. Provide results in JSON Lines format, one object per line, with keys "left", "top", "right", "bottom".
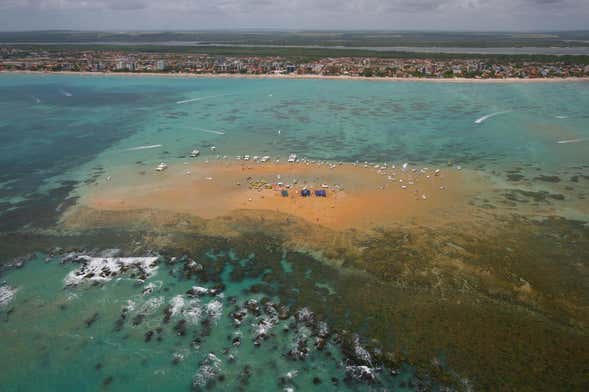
{"left": 71, "top": 161, "right": 487, "bottom": 231}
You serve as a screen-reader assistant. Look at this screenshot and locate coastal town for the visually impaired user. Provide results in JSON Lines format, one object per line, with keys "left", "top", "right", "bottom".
{"left": 2, "top": 46, "right": 589, "bottom": 79}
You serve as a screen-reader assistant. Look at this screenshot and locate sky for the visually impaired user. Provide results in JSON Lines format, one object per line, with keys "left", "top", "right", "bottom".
{"left": 0, "top": 0, "right": 588, "bottom": 31}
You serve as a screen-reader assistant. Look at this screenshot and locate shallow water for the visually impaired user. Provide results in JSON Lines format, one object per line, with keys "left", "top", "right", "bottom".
{"left": 1, "top": 74, "right": 588, "bottom": 391}
{"left": 0, "top": 251, "right": 432, "bottom": 391}
{"left": 1, "top": 74, "right": 588, "bottom": 225}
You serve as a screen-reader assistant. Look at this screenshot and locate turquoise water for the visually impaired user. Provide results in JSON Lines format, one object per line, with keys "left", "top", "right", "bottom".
{"left": 1, "top": 74, "right": 588, "bottom": 230}
{"left": 0, "top": 251, "right": 426, "bottom": 391}
{"left": 1, "top": 74, "right": 589, "bottom": 390}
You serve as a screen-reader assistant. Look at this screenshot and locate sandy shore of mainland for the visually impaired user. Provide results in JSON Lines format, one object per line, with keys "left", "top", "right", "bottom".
{"left": 3, "top": 70, "right": 589, "bottom": 83}
{"left": 64, "top": 160, "right": 487, "bottom": 232}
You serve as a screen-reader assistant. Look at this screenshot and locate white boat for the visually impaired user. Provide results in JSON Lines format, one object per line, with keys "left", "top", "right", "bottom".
{"left": 155, "top": 162, "right": 168, "bottom": 172}
{"left": 243, "top": 155, "right": 250, "bottom": 161}
{"left": 190, "top": 149, "right": 200, "bottom": 158}
{"left": 288, "top": 153, "right": 297, "bottom": 163}
{"left": 260, "top": 155, "right": 270, "bottom": 163}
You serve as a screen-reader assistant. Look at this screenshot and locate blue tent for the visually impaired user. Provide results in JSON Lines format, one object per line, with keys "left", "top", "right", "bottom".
{"left": 300, "top": 189, "right": 311, "bottom": 197}
{"left": 315, "top": 189, "right": 327, "bottom": 197}
{"left": 281, "top": 190, "right": 289, "bottom": 197}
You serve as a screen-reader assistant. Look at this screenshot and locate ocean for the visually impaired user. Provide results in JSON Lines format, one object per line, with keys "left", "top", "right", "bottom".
{"left": 1, "top": 74, "right": 588, "bottom": 391}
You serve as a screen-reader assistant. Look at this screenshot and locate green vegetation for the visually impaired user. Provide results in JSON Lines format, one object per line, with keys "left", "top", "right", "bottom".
{"left": 2, "top": 30, "right": 589, "bottom": 48}
{"left": 9, "top": 43, "right": 589, "bottom": 64}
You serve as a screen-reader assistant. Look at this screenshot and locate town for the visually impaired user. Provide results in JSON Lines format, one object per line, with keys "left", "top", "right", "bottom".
{"left": 2, "top": 46, "right": 589, "bottom": 79}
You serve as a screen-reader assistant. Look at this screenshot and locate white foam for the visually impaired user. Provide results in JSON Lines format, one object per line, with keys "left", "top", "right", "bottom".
{"left": 286, "top": 370, "right": 298, "bottom": 379}
{"left": 555, "top": 115, "right": 568, "bottom": 119}
{"left": 345, "top": 365, "right": 375, "bottom": 381}
{"left": 123, "top": 144, "right": 162, "bottom": 152}
{"left": 176, "top": 94, "right": 227, "bottom": 105}
{"left": 140, "top": 296, "right": 165, "bottom": 315}
{"left": 192, "top": 353, "right": 222, "bottom": 388}
{"left": 206, "top": 299, "right": 223, "bottom": 322}
{"left": 66, "top": 292, "right": 79, "bottom": 302}
{"left": 474, "top": 110, "right": 511, "bottom": 124}
{"left": 556, "top": 138, "right": 588, "bottom": 144}
{"left": 64, "top": 256, "right": 159, "bottom": 286}
{"left": 353, "top": 335, "right": 373, "bottom": 366}
{"left": 0, "top": 284, "right": 17, "bottom": 306}
{"left": 59, "top": 89, "right": 72, "bottom": 97}
{"left": 183, "top": 299, "right": 203, "bottom": 325}
{"left": 169, "top": 295, "right": 185, "bottom": 317}
{"left": 142, "top": 281, "right": 162, "bottom": 295}
{"left": 189, "top": 286, "right": 211, "bottom": 296}
{"left": 255, "top": 318, "right": 274, "bottom": 338}
{"left": 125, "top": 299, "right": 136, "bottom": 312}
{"left": 195, "top": 127, "right": 225, "bottom": 135}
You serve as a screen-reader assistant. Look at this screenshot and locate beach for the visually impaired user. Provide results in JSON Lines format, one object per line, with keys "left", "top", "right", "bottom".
{"left": 4, "top": 69, "right": 589, "bottom": 83}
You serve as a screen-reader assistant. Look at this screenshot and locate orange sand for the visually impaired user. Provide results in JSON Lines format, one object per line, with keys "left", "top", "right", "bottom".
{"left": 77, "top": 161, "right": 485, "bottom": 230}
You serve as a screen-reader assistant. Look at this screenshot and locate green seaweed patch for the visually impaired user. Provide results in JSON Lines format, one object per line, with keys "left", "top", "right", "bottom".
{"left": 503, "top": 189, "right": 565, "bottom": 203}
{"left": 506, "top": 173, "right": 526, "bottom": 182}
{"left": 534, "top": 175, "right": 561, "bottom": 183}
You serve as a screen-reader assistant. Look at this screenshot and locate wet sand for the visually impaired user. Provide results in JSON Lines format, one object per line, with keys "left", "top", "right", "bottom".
{"left": 70, "top": 161, "right": 486, "bottom": 231}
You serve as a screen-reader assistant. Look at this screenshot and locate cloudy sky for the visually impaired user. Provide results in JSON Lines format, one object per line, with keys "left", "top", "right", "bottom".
{"left": 0, "top": 0, "right": 588, "bottom": 31}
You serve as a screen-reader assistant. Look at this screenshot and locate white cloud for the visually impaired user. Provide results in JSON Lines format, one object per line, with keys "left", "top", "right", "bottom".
{"left": 0, "top": 0, "right": 587, "bottom": 30}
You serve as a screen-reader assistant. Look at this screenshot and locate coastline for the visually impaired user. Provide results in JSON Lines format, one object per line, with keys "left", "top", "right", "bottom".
{"left": 3, "top": 70, "right": 589, "bottom": 83}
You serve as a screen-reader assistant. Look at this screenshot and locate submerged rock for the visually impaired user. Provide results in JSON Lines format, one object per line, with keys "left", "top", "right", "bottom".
{"left": 163, "top": 305, "right": 173, "bottom": 324}
{"left": 174, "top": 319, "right": 187, "bottom": 336}
{"left": 186, "top": 286, "right": 211, "bottom": 297}
{"left": 342, "top": 334, "right": 373, "bottom": 367}
{"left": 192, "top": 353, "right": 223, "bottom": 390}
{"left": 295, "top": 307, "right": 315, "bottom": 326}
{"left": 84, "top": 312, "right": 99, "bottom": 328}
{"left": 64, "top": 256, "right": 159, "bottom": 286}
{"left": 114, "top": 308, "right": 128, "bottom": 331}
{"left": 172, "top": 352, "right": 184, "bottom": 365}
{"left": 286, "top": 338, "right": 309, "bottom": 361}
{"left": 184, "top": 259, "right": 204, "bottom": 278}
{"left": 144, "top": 330, "right": 154, "bottom": 342}
{"left": 131, "top": 314, "right": 145, "bottom": 326}
{"left": 345, "top": 365, "right": 376, "bottom": 383}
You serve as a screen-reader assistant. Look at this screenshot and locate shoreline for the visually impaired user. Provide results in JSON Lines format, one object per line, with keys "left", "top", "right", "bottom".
{"left": 3, "top": 70, "right": 589, "bottom": 83}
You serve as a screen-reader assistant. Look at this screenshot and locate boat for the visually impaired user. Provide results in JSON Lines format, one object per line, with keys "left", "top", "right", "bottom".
{"left": 260, "top": 155, "right": 270, "bottom": 163}
{"left": 155, "top": 162, "right": 168, "bottom": 172}
{"left": 288, "top": 153, "right": 297, "bottom": 163}
{"left": 190, "top": 149, "right": 200, "bottom": 158}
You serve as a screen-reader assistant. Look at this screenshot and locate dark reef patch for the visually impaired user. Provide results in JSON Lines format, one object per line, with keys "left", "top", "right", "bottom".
{"left": 534, "top": 175, "right": 561, "bottom": 183}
